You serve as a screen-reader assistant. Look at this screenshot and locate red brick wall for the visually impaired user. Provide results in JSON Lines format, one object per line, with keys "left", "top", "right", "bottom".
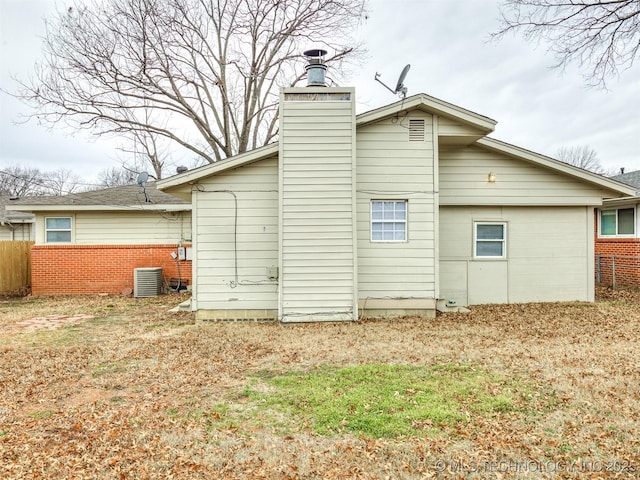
{"left": 31, "top": 244, "right": 192, "bottom": 296}
{"left": 594, "top": 211, "right": 640, "bottom": 287}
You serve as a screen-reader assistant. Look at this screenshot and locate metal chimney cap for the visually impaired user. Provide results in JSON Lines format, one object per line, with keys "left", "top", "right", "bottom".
{"left": 304, "top": 49, "right": 328, "bottom": 86}
{"left": 304, "top": 49, "right": 327, "bottom": 58}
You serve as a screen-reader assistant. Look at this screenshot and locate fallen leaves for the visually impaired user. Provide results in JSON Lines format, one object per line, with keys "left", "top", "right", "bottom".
{"left": 0, "top": 289, "right": 639, "bottom": 478}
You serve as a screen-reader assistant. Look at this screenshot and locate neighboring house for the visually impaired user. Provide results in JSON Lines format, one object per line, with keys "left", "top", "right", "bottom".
{"left": 6, "top": 183, "right": 192, "bottom": 296}
{"left": 157, "top": 77, "right": 634, "bottom": 322}
{"left": 0, "top": 196, "right": 35, "bottom": 241}
{"left": 595, "top": 170, "right": 640, "bottom": 287}
{"left": 611, "top": 170, "right": 640, "bottom": 187}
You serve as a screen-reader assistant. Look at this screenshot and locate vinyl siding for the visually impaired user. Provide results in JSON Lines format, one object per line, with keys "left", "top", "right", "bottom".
{"left": 0, "top": 223, "right": 33, "bottom": 241}
{"left": 439, "top": 206, "right": 594, "bottom": 305}
{"left": 279, "top": 88, "right": 356, "bottom": 321}
{"left": 440, "top": 145, "right": 612, "bottom": 205}
{"left": 33, "top": 211, "right": 191, "bottom": 245}
{"left": 438, "top": 115, "right": 487, "bottom": 137}
{"left": 356, "top": 111, "right": 436, "bottom": 299}
{"left": 194, "top": 157, "right": 279, "bottom": 312}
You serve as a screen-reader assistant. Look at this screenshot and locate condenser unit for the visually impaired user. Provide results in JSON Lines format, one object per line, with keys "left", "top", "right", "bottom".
{"left": 134, "top": 267, "right": 162, "bottom": 298}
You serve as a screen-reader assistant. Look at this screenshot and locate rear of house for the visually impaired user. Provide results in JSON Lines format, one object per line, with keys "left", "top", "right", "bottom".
{"left": 159, "top": 79, "right": 633, "bottom": 321}
{"left": 7, "top": 183, "right": 193, "bottom": 295}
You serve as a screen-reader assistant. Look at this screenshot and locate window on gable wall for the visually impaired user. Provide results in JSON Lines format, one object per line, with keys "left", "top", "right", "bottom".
{"left": 45, "top": 217, "right": 72, "bottom": 243}
{"left": 600, "top": 208, "right": 635, "bottom": 236}
{"left": 371, "top": 200, "right": 407, "bottom": 242}
{"left": 474, "top": 222, "right": 506, "bottom": 258}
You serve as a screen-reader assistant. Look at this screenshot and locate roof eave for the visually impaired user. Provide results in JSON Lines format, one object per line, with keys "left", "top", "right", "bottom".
{"left": 5, "top": 204, "right": 191, "bottom": 212}
{"left": 356, "top": 93, "right": 497, "bottom": 133}
{"left": 602, "top": 196, "right": 640, "bottom": 207}
{"left": 157, "top": 143, "right": 280, "bottom": 191}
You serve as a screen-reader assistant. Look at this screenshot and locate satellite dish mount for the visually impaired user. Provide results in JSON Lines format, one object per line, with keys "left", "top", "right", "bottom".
{"left": 374, "top": 64, "right": 410, "bottom": 99}
{"left": 137, "top": 171, "right": 150, "bottom": 203}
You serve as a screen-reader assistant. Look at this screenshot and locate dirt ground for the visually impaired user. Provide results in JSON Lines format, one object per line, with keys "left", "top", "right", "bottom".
{"left": 1, "top": 288, "right": 639, "bottom": 479}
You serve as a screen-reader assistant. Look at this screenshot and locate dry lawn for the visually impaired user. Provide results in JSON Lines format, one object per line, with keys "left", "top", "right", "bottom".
{"left": 1, "top": 289, "right": 639, "bottom": 479}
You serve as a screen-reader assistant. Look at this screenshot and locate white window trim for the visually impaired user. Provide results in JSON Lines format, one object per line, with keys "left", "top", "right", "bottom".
{"left": 45, "top": 216, "right": 73, "bottom": 243}
{"left": 370, "top": 200, "right": 408, "bottom": 243}
{"left": 473, "top": 221, "right": 507, "bottom": 259}
{"left": 598, "top": 207, "right": 636, "bottom": 238}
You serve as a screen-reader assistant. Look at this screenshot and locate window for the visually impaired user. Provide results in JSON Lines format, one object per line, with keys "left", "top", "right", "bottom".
{"left": 45, "top": 217, "right": 72, "bottom": 243}
{"left": 474, "top": 222, "right": 506, "bottom": 258}
{"left": 600, "top": 208, "right": 635, "bottom": 236}
{"left": 371, "top": 200, "right": 407, "bottom": 242}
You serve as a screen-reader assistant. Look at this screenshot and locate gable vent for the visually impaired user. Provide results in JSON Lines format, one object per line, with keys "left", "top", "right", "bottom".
{"left": 409, "top": 119, "right": 425, "bottom": 142}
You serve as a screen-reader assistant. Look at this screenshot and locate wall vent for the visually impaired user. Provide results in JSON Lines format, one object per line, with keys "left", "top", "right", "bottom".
{"left": 409, "top": 119, "right": 425, "bottom": 142}
{"left": 134, "top": 267, "right": 162, "bottom": 298}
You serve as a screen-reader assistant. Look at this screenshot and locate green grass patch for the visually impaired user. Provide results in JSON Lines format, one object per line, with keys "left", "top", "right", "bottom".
{"left": 91, "top": 360, "right": 131, "bottom": 378}
{"left": 247, "top": 363, "right": 539, "bottom": 438}
{"left": 28, "top": 410, "right": 56, "bottom": 419}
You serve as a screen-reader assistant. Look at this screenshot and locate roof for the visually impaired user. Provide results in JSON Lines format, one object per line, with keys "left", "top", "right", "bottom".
{"left": 0, "top": 196, "right": 35, "bottom": 225}
{"left": 610, "top": 170, "right": 640, "bottom": 189}
{"left": 158, "top": 143, "right": 279, "bottom": 191}
{"left": 601, "top": 170, "right": 640, "bottom": 207}
{"left": 158, "top": 92, "right": 496, "bottom": 191}
{"left": 157, "top": 91, "right": 634, "bottom": 199}
{"left": 5, "top": 182, "right": 190, "bottom": 213}
{"left": 356, "top": 92, "right": 497, "bottom": 132}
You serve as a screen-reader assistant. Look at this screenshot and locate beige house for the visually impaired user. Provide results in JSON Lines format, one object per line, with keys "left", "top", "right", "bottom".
{"left": 158, "top": 85, "right": 633, "bottom": 322}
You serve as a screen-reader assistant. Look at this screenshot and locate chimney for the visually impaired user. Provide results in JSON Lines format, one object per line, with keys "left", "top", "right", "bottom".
{"left": 278, "top": 53, "right": 356, "bottom": 322}
{"left": 304, "top": 49, "right": 328, "bottom": 86}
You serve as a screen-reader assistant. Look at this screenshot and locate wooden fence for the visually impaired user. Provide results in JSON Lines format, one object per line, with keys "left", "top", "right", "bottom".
{"left": 0, "top": 241, "right": 34, "bottom": 294}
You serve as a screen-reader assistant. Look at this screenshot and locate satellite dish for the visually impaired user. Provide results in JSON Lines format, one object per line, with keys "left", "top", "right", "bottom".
{"left": 136, "top": 171, "right": 150, "bottom": 203}
{"left": 394, "top": 64, "right": 411, "bottom": 96}
{"left": 136, "top": 171, "right": 149, "bottom": 187}
{"left": 374, "top": 64, "right": 411, "bottom": 99}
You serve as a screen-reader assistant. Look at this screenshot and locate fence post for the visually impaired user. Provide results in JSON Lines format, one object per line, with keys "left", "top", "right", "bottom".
{"left": 612, "top": 255, "right": 616, "bottom": 289}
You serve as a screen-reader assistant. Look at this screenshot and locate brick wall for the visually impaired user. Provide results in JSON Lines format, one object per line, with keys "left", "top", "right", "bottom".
{"left": 31, "top": 244, "right": 192, "bottom": 296}
{"left": 594, "top": 211, "right": 640, "bottom": 287}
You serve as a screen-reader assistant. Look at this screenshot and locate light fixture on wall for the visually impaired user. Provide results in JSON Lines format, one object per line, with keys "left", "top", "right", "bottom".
{"left": 488, "top": 172, "right": 496, "bottom": 183}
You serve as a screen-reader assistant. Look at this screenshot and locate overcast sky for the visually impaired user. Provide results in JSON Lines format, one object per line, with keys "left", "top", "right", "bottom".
{"left": 1, "top": 0, "right": 639, "bottom": 186}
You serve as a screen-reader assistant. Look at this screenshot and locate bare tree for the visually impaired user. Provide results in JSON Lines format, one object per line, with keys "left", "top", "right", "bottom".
{"left": 118, "top": 127, "right": 169, "bottom": 180}
{"left": 493, "top": 0, "right": 640, "bottom": 87}
{"left": 42, "top": 168, "right": 83, "bottom": 195}
{"left": 0, "top": 165, "right": 84, "bottom": 196}
{"left": 556, "top": 145, "right": 605, "bottom": 173}
{"left": 0, "top": 165, "right": 46, "bottom": 197}
{"left": 16, "top": 0, "right": 366, "bottom": 174}
{"left": 94, "top": 166, "right": 138, "bottom": 188}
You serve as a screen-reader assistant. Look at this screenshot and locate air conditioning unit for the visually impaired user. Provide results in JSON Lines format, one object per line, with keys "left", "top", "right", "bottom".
{"left": 134, "top": 267, "right": 162, "bottom": 298}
